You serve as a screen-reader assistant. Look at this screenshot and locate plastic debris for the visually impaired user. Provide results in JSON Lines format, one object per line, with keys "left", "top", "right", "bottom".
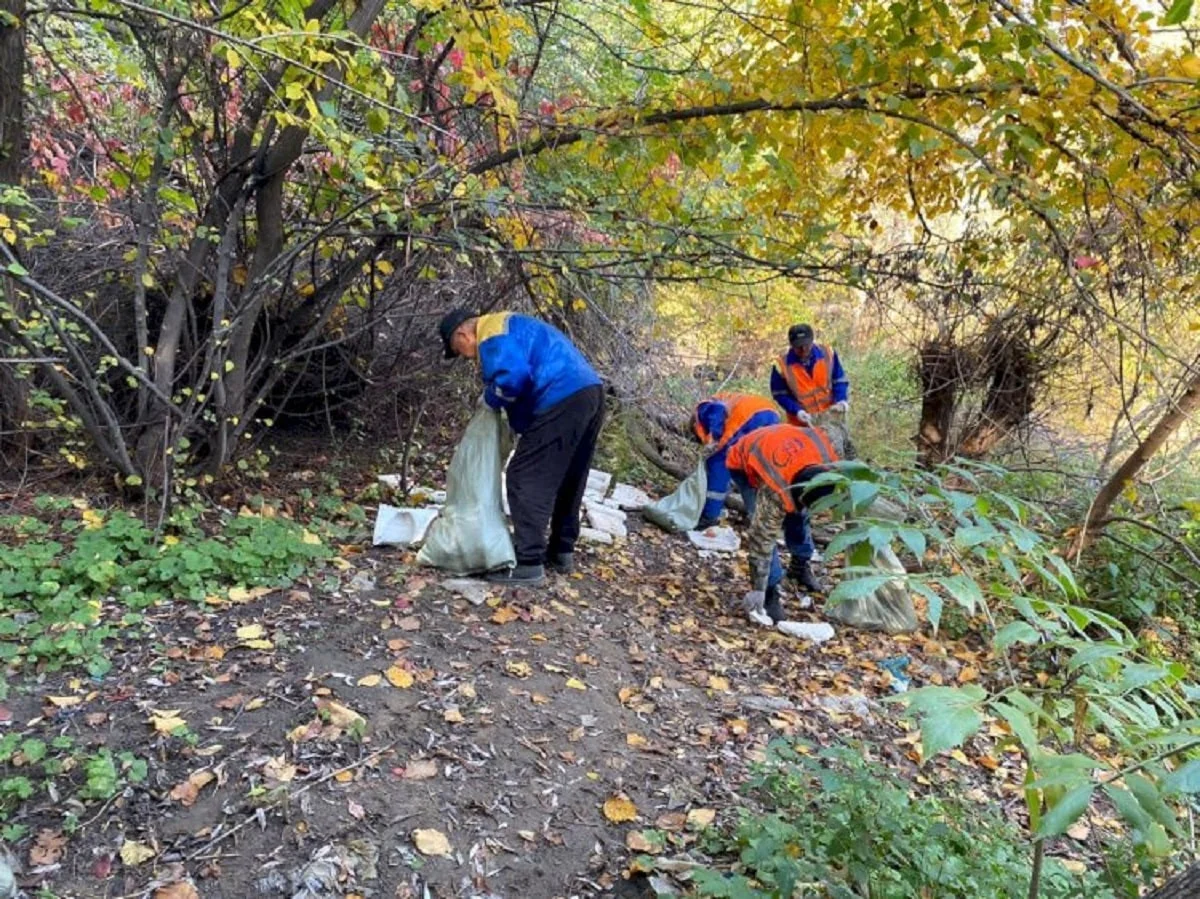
{"left": 585, "top": 469, "right": 613, "bottom": 500}
{"left": 291, "top": 841, "right": 379, "bottom": 899}
{"left": 584, "top": 499, "right": 627, "bottom": 538}
{"left": 686, "top": 526, "right": 740, "bottom": 553}
{"left": 777, "top": 620, "right": 836, "bottom": 643}
{"left": 579, "top": 527, "right": 614, "bottom": 545}
{"left": 642, "top": 462, "right": 706, "bottom": 533}
{"left": 0, "top": 846, "right": 17, "bottom": 899}
{"left": 440, "top": 578, "right": 491, "bottom": 606}
{"left": 372, "top": 506, "right": 439, "bottom": 547}
{"left": 610, "top": 483, "right": 653, "bottom": 510}
{"left": 880, "top": 655, "right": 911, "bottom": 693}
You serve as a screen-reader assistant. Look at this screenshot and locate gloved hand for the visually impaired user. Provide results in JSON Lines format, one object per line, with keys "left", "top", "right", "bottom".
{"left": 828, "top": 401, "right": 849, "bottom": 414}
{"left": 741, "top": 590, "right": 766, "bottom": 615}
{"left": 791, "top": 410, "right": 813, "bottom": 426}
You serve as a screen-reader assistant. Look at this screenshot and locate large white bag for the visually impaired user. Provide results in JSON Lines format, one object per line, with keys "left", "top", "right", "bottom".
{"left": 417, "top": 408, "right": 515, "bottom": 575}
{"left": 642, "top": 461, "right": 706, "bottom": 533}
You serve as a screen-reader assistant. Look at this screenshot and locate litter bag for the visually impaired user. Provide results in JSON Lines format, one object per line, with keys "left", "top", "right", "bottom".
{"left": 417, "top": 407, "right": 515, "bottom": 575}
{"left": 643, "top": 461, "right": 706, "bottom": 533}
{"left": 824, "top": 545, "right": 918, "bottom": 633}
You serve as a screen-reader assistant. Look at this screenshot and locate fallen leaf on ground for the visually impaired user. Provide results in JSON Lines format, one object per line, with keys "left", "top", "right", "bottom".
{"left": 46, "top": 695, "right": 82, "bottom": 708}
{"left": 708, "top": 675, "right": 730, "bottom": 692}
{"left": 413, "top": 828, "right": 453, "bottom": 857}
{"left": 263, "top": 757, "right": 297, "bottom": 783}
{"left": 228, "top": 586, "right": 273, "bottom": 604}
{"left": 385, "top": 666, "right": 414, "bottom": 688}
{"left": 505, "top": 660, "right": 532, "bottom": 678}
{"left": 317, "top": 699, "right": 365, "bottom": 731}
{"left": 397, "top": 615, "right": 421, "bottom": 631}
{"left": 603, "top": 796, "right": 638, "bottom": 823}
{"left": 169, "top": 770, "right": 215, "bottom": 807}
{"left": 626, "top": 831, "right": 660, "bottom": 852}
{"left": 29, "top": 829, "right": 66, "bottom": 866}
{"left": 627, "top": 733, "right": 648, "bottom": 748}
{"left": 357, "top": 674, "right": 382, "bottom": 687}
{"left": 153, "top": 881, "right": 200, "bottom": 899}
{"left": 348, "top": 799, "right": 365, "bottom": 819}
{"left": 443, "top": 707, "right": 465, "bottom": 723}
{"left": 687, "top": 808, "right": 716, "bottom": 829}
{"left": 491, "top": 605, "right": 520, "bottom": 624}
{"left": 215, "top": 693, "right": 246, "bottom": 710}
{"left": 958, "top": 665, "right": 980, "bottom": 683}
{"left": 518, "top": 830, "right": 536, "bottom": 842}
{"left": 403, "top": 759, "right": 438, "bottom": 780}
{"left": 149, "top": 709, "right": 187, "bottom": 735}
{"left": 656, "top": 812, "right": 687, "bottom": 831}
{"left": 119, "top": 840, "right": 156, "bottom": 866}
{"left": 565, "top": 677, "right": 587, "bottom": 690}
{"left": 235, "top": 623, "right": 265, "bottom": 640}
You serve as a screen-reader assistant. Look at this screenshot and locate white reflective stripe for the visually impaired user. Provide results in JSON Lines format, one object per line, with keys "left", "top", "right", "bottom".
{"left": 798, "top": 428, "right": 835, "bottom": 464}
{"left": 705, "top": 490, "right": 727, "bottom": 501}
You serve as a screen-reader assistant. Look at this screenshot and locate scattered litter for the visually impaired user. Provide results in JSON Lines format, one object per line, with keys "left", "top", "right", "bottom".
{"left": 288, "top": 841, "right": 379, "bottom": 899}
{"left": 810, "top": 549, "right": 824, "bottom": 564}
{"left": 748, "top": 608, "right": 774, "bottom": 628}
{"left": 818, "top": 691, "right": 874, "bottom": 722}
{"left": 686, "top": 526, "right": 740, "bottom": 553}
{"left": 777, "top": 620, "right": 836, "bottom": 643}
{"left": 440, "top": 578, "right": 491, "bottom": 606}
{"left": 643, "top": 462, "right": 705, "bottom": 533}
{"left": 0, "top": 846, "right": 17, "bottom": 899}
{"left": 741, "top": 695, "right": 797, "bottom": 712}
{"left": 346, "top": 571, "right": 376, "bottom": 593}
{"left": 880, "top": 655, "right": 911, "bottom": 693}
{"left": 610, "top": 483, "right": 653, "bottom": 510}
{"left": 585, "top": 469, "right": 613, "bottom": 500}
{"left": 579, "top": 527, "right": 614, "bottom": 545}
{"left": 372, "top": 505, "right": 439, "bottom": 547}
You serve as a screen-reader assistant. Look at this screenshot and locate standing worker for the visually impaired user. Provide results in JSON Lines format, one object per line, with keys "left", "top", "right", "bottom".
{"left": 725, "top": 423, "right": 845, "bottom": 621}
{"left": 770, "top": 323, "right": 850, "bottom": 426}
{"left": 439, "top": 308, "right": 604, "bottom": 585}
{"left": 691, "top": 393, "right": 780, "bottom": 528}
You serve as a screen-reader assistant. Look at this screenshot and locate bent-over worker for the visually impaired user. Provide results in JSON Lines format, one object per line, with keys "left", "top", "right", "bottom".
{"left": 691, "top": 392, "right": 780, "bottom": 528}
{"left": 725, "top": 423, "right": 844, "bottom": 621}
{"left": 439, "top": 308, "right": 604, "bottom": 586}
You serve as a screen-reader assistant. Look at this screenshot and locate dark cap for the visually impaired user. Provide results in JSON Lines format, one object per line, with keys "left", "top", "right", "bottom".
{"left": 438, "top": 307, "right": 476, "bottom": 359}
{"left": 788, "top": 323, "right": 815, "bottom": 344}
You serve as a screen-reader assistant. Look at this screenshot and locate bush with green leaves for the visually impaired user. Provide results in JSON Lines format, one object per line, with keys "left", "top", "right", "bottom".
{"left": 673, "top": 741, "right": 1132, "bottom": 898}
{"left": 0, "top": 501, "right": 333, "bottom": 674}
{"left": 808, "top": 459, "right": 1200, "bottom": 886}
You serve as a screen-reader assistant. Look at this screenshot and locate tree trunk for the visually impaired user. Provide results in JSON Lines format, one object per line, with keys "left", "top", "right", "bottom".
{"left": 1074, "top": 366, "right": 1200, "bottom": 553}
{"left": 916, "top": 341, "right": 959, "bottom": 466}
{"left": 0, "top": 0, "right": 28, "bottom": 464}
{"left": 958, "top": 333, "right": 1036, "bottom": 458}
{"left": 1145, "top": 861, "right": 1200, "bottom": 899}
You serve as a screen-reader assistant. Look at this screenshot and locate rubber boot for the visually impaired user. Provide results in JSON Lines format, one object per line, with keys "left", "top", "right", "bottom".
{"left": 487, "top": 563, "right": 546, "bottom": 586}
{"left": 764, "top": 584, "right": 785, "bottom": 623}
{"left": 546, "top": 552, "right": 574, "bottom": 575}
{"left": 788, "top": 557, "right": 822, "bottom": 593}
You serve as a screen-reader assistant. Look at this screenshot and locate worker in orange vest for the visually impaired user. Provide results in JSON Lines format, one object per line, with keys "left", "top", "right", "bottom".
{"left": 726, "top": 423, "right": 845, "bottom": 622}
{"left": 691, "top": 392, "right": 781, "bottom": 528}
{"left": 770, "top": 323, "right": 849, "bottom": 426}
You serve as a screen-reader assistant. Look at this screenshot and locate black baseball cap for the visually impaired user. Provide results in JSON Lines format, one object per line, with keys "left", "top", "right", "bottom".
{"left": 788, "top": 323, "right": 814, "bottom": 344}
{"left": 438, "top": 307, "right": 476, "bottom": 359}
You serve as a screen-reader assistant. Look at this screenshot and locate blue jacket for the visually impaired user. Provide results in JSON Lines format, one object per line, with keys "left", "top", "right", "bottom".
{"left": 477, "top": 312, "right": 602, "bottom": 433}
{"left": 697, "top": 403, "right": 780, "bottom": 520}
{"left": 770, "top": 345, "right": 849, "bottom": 417}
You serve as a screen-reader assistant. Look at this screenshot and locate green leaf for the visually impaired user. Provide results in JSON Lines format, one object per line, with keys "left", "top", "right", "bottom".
{"left": 897, "top": 526, "right": 926, "bottom": 562}
{"left": 991, "top": 699, "right": 1039, "bottom": 755}
{"left": 921, "top": 704, "right": 983, "bottom": 759}
{"left": 5, "top": 261, "right": 28, "bottom": 277}
{"left": 939, "top": 574, "right": 982, "bottom": 614}
{"left": 1126, "top": 773, "right": 1182, "bottom": 836}
{"left": 1035, "top": 783, "right": 1094, "bottom": 839}
{"left": 1103, "top": 784, "right": 1152, "bottom": 833}
{"left": 1163, "top": 0, "right": 1193, "bottom": 26}
{"left": 1163, "top": 759, "right": 1200, "bottom": 795}
{"left": 909, "top": 581, "right": 943, "bottom": 633}
{"left": 954, "top": 523, "right": 999, "bottom": 548}
{"left": 994, "top": 621, "right": 1039, "bottom": 650}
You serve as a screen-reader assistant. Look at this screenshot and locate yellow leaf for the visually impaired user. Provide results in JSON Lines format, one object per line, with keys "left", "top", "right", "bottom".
{"left": 626, "top": 733, "right": 648, "bottom": 748}
{"left": 708, "top": 675, "right": 730, "bottom": 692}
{"left": 240, "top": 639, "right": 274, "bottom": 651}
{"left": 686, "top": 808, "right": 716, "bottom": 829}
{"left": 235, "top": 623, "right": 265, "bottom": 640}
{"left": 149, "top": 709, "right": 187, "bottom": 735}
{"left": 357, "top": 674, "right": 382, "bottom": 687}
{"left": 565, "top": 677, "right": 587, "bottom": 691}
{"left": 263, "top": 757, "right": 297, "bottom": 782}
{"left": 301, "top": 530, "right": 321, "bottom": 545}
{"left": 119, "top": 839, "right": 156, "bottom": 866}
{"left": 443, "top": 707, "right": 465, "bottom": 723}
{"left": 46, "top": 696, "right": 82, "bottom": 708}
{"left": 81, "top": 508, "right": 104, "bottom": 530}
{"left": 491, "top": 605, "right": 520, "bottom": 624}
{"left": 602, "top": 796, "right": 637, "bottom": 823}
{"left": 949, "top": 749, "right": 971, "bottom": 765}
{"left": 229, "top": 586, "right": 272, "bottom": 604}
{"left": 244, "top": 697, "right": 265, "bottom": 711}
{"left": 317, "top": 700, "right": 364, "bottom": 730}
{"left": 385, "top": 666, "right": 414, "bottom": 688}
{"left": 168, "top": 770, "right": 215, "bottom": 806}
{"left": 413, "top": 828, "right": 453, "bottom": 857}
{"left": 334, "top": 770, "right": 354, "bottom": 783}
{"left": 505, "top": 660, "right": 532, "bottom": 678}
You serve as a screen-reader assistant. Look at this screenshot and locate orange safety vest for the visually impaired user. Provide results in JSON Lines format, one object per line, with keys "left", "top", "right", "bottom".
{"left": 726, "top": 424, "right": 839, "bottom": 512}
{"left": 774, "top": 346, "right": 835, "bottom": 414}
{"left": 693, "top": 393, "right": 779, "bottom": 451}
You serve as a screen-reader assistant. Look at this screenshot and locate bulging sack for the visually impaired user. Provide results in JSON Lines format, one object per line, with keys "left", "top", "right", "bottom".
{"left": 417, "top": 407, "right": 515, "bottom": 575}
{"left": 643, "top": 461, "right": 706, "bottom": 533}
{"left": 825, "top": 545, "right": 918, "bottom": 633}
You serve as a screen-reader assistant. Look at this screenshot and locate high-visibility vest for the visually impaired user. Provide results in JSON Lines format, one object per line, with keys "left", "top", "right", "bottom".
{"left": 774, "top": 346, "right": 835, "bottom": 414}
{"left": 726, "top": 424, "right": 839, "bottom": 512}
{"left": 693, "top": 393, "right": 780, "bottom": 451}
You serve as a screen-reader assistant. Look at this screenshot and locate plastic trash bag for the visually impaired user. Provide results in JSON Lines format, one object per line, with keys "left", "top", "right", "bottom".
{"left": 825, "top": 545, "right": 918, "bottom": 633}
{"left": 642, "top": 461, "right": 706, "bottom": 533}
{"left": 372, "top": 505, "right": 439, "bottom": 547}
{"left": 417, "top": 407, "right": 515, "bottom": 575}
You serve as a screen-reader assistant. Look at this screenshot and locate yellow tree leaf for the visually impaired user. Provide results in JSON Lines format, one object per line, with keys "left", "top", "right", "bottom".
{"left": 603, "top": 796, "right": 637, "bottom": 823}
{"left": 413, "top": 828, "right": 453, "bottom": 857}
{"left": 385, "top": 666, "right": 414, "bottom": 688}
{"left": 149, "top": 709, "right": 187, "bottom": 735}
{"left": 119, "top": 840, "right": 156, "bottom": 866}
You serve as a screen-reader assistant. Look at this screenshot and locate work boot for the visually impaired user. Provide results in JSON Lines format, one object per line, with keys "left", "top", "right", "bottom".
{"left": 546, "top": 552, "right": 574, "bottom": 575}
{"left": 764, "top": 584, "right": 785, "bottom": 623}
{"left": 487, "top": 563, "right": 546, "bottom": 586}
{"left": 787, "top": 558, "right": 822, "bottom": 593}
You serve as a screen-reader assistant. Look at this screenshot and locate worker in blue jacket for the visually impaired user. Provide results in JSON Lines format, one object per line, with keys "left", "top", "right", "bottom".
{"left": 691, "top": 393, "right": 781, "bottom": 528}
{"left": 770, "top": 323, "right": 850, "bottom": 426}
{"left": 439, "top": 308, "right": 604, "bottom": 585}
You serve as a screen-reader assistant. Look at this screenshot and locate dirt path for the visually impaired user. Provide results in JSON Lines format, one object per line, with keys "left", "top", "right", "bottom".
{"left": 3, "top": 513, "right": 985, "bottom": 898}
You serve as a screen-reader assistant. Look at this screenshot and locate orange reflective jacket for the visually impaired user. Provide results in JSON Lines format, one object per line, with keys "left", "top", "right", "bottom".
{"left": 726, "top": 424, "right": 839, "bottom": 512}
{"left": 774, "top": 345, "right": 835, "bottom": 414}
{"left": 693, "top": 393, "right": 780, "bottom": 451}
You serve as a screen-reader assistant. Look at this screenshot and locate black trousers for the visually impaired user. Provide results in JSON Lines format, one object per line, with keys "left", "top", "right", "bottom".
{"left": 507, "top": 385, "right": 606, "bottom": 565}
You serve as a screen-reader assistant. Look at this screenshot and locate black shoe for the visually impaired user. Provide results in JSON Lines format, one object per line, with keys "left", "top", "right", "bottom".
{"left": 764, "top": 584, "right": 785, "bottom": 623}
{"left": 487, "top": 564, "right": 546, "bottom": 586}
{"left": 788, "top": 559, "right": 822, "bottom": 593}
{"left": 696, "top": 516, "right": 720, "bottom": 530}
{"left": 546, "top": 552, "right": 574, "bottom": 574}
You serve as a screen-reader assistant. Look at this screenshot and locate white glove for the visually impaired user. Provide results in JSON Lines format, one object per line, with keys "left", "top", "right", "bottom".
{"left": 828, "top": 401, "right": 848, "bottom": 414}
{"left": 741, "top": 590, "right": 766, "bottom": 615}
{"left": 793, "top": 410, "right": 812, "bottom": 425}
